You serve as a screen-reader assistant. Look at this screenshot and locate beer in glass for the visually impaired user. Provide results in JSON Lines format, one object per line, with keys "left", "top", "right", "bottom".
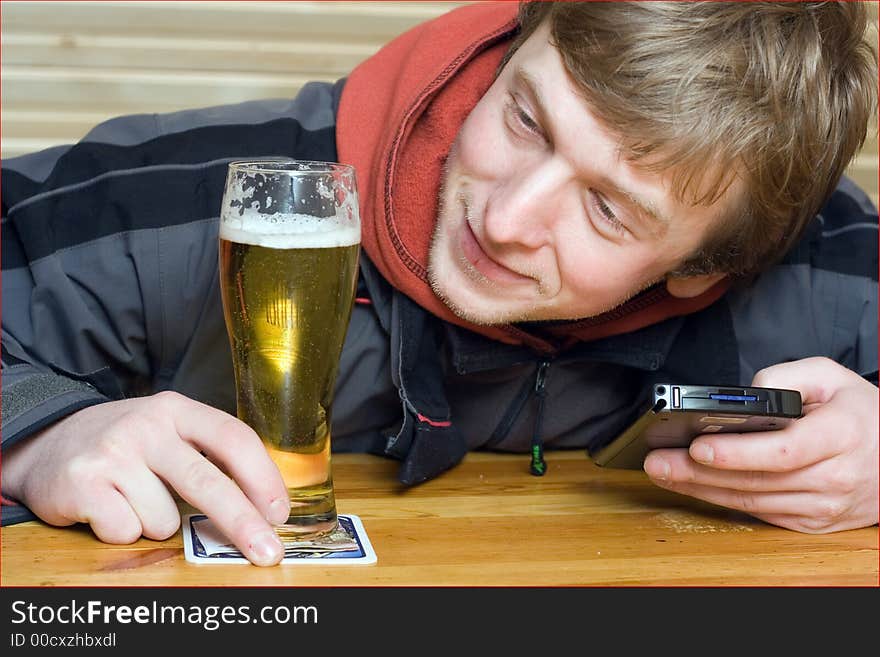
{"left": 218, "top": 160, "right": 360, "bottom": 537}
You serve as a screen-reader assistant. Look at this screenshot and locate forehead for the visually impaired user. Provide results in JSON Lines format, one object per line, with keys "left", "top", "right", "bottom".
{"left": 507, "top": 20, "right": 559, "bottom": 69}
{"left": 502, "top": 19, "right": 745, "bottom": 221}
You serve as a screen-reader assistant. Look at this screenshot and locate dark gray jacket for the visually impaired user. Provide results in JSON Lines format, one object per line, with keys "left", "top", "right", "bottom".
{"left": 3, "top": 81, "right": 877, "bottom": 524}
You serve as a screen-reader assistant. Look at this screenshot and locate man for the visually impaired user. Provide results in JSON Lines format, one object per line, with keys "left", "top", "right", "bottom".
{"left": 2, "top": 2, "right": 877, "bottom": 566}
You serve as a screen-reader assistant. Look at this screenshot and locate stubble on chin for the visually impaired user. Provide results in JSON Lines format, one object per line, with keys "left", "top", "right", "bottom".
{"left": 427, "top": 194, "right": 492, "bottom": 324}
{"left": 426, "top": 160, "right": 453, "bottom": 300}
{"left": 428, "top": 187, "right": 511, "bottom": 325}
{"left": 429, "top": 229, "right": 545, "bottom": 327}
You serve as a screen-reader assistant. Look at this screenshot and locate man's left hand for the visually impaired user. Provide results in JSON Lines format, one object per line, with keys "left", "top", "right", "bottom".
{"left": 643, "top": 357, "right": 879, "bottom": 532}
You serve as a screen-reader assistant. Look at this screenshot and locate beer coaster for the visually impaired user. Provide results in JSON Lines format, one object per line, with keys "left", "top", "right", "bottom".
{"left": 182, "top": 513, "right": 377, "bottom": 565}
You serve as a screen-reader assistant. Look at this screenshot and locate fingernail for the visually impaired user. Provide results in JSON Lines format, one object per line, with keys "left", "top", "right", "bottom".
{"left": 645, "top": 457, "right": 670, "bottom": 481}
{"left": 691, "top": 444, "right": 714, "bottom": 464}
{"left": 267, "top": 498, "right": 290, "bottom": 525}
{"left": 250, "top": 531, "right": 283, "bottom": 566}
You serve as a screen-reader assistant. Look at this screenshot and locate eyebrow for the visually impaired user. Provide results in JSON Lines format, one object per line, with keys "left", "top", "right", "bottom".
{"left": 514, "top": 66, "right": 671, "bottom": 237}
{"left": 603, "top": 179, "right": 671, "bottom": 238}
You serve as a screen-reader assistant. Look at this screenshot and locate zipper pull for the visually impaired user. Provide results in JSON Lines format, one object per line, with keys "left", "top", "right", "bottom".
{"left": 534, "top": 360, "right": 549, "bottom": 397}
{"left": 530, "top": 360, "right": 550, "bottom": 476}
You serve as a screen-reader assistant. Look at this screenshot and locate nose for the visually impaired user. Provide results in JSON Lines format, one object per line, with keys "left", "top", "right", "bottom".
{"left": 481, "top": 158, "right": 570, "bottom": 250}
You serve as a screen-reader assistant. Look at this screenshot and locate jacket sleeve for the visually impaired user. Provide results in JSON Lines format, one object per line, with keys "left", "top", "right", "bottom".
{"left": 727, "top": 176, "right": 879, "bottom": 386}
{"left": 1, "top": 80, "right": 345, "bottom": 524}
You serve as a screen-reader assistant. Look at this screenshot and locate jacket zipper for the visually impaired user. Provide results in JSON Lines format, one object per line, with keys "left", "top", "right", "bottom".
{"left": 485, "top": 359, "right": 552, "bottom": 476}
{"left": 529, "top": 360, "right": 550, "bottom": 476}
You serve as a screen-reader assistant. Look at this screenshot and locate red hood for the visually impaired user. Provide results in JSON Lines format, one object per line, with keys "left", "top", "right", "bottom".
{"left": 337, "top": 2, "right": 729, "bottom": 354}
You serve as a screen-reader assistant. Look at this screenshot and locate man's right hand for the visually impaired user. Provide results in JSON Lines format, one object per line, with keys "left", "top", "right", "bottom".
{"left": 1, "top": 391, "right": 290, "bottom": 566}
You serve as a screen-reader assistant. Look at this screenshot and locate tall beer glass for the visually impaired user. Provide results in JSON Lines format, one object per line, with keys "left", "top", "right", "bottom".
{"left": 218, "top": 160, "right": 360, "bottom": 537}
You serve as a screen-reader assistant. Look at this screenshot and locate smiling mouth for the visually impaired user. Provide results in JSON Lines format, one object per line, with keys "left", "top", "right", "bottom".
{"left": 458, "top": 213, "right": 534, "bottom": 286}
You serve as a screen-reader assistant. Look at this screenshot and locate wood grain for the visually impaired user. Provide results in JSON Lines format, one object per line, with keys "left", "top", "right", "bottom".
{"left": 2, "top": 452, "right": 876, "bottom": 587}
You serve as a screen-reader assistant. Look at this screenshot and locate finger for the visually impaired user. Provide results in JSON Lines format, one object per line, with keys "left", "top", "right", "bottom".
{"left": 747, "top": 513, "right": 807, "bottom": 531}
{"left": 78, "top": 487, "right": 144, "bottom": 544}
{"left": 748, "top": 512, "right": 859, "bottom": 534}
{"left": 645, "top": 448, "right": 813, "bottom": 492}
{"left": 147, "top": 439, "right": 284, "bottom": 567}
{"left": 649, "top": 478, "right": 845, "bottom": 520}
{"left": 751, "top": 356, "right": 850, "bottom": 406}
{"left": 154, "top": 393, "right": 289, "bottom": 524}
{"left": 686, "top": 418, "right": 841, "bottom": 472}
{"left": 114, "top": 465, "right": 182, "bottom": 540}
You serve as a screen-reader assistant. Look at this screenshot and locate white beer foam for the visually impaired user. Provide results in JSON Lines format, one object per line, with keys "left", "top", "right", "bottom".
{"left": 220, "top": 211, "right": 360, "bottom": 249}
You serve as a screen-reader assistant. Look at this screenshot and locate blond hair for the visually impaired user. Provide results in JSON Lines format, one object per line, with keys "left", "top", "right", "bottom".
{"left": 505, "top": 1, "right": 877, "bottom": 276}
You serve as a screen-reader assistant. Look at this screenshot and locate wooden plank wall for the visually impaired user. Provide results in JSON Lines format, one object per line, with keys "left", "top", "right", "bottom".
{"left": 1, "top": 1, "right": 466, "bottom": 156}
{"left": 2, "top": 0, "right": 877, "bottom": 205}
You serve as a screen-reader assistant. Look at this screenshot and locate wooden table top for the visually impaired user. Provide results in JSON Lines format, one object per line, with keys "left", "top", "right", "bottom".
{"left": 2, "top": 452, "right": 877, "bottom": 586}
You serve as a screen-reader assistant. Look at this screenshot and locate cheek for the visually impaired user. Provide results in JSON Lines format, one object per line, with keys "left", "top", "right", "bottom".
{"left": 453, "top": 102, "right": 509, "bottom": 180}
{"left": 555, "top": 231, "right": 624, "bottom": 288}
{"left": 558, "top": 239, "right": 666, "bottom": 299}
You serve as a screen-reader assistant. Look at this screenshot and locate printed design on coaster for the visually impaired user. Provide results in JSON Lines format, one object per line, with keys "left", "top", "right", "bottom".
{"left": 182, "top": 513, "right": 377, "bottom": 565}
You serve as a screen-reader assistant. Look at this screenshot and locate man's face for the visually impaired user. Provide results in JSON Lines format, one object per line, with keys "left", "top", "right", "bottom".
{"left": 427, "top": 22, "right": 731, "bottom": 325}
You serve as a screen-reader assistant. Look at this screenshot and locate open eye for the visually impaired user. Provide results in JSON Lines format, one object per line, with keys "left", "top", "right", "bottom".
{"left": 505, "top": 95, "right": 545, "bottom": 141}
{"left": 588, "top": 190, "right": 627, "bottom": 236}
{"left": 513, "top": 104, "right": 540, "bottom": 133}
